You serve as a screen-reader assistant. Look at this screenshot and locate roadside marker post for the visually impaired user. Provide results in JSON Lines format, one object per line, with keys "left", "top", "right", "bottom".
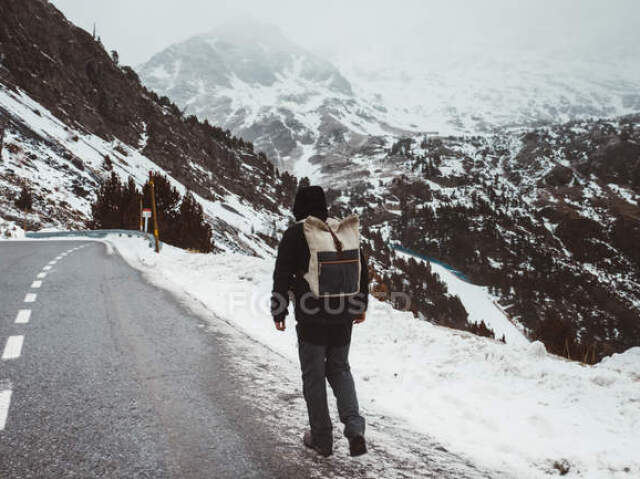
{"left": 142, "top": 208, "right": 152, "bottom": 233}
{"left": 149, "top": 171, "right": 160, "bottom": 253}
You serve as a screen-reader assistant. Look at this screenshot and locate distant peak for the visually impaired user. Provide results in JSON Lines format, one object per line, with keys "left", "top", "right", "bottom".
{"left": 200, "top": 18, "right": 297, "bottom": 53}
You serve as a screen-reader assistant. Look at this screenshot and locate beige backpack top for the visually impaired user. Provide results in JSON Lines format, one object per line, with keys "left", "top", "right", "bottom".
{"left": 302, "top": 215, "right": 361, "bottom": 298}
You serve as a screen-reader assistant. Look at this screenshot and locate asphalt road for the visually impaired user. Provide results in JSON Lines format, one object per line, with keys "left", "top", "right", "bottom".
{"left": 0, "top": 240, "right": 312, "bottom": 478}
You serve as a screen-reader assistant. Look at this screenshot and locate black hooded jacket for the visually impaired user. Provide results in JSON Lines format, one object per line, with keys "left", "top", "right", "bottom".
{"left": 271, "top": 186, "right": 369, "bottom": 332}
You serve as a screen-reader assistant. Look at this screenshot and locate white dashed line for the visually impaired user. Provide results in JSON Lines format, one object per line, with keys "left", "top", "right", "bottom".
{"left": 48, "top": 261, "right": 56, "bottom": 266}
{"left": 0, "top": 389, "right": 11, "bottom": 430}
{"left": 31, "top": 280, "right": 42, "bottom": 289}
{"left": 15, "top": 310, "right": 31, "bottom": 324}
{"left": 37, "top": 272, "right": 47, "bottom": 279}
{"left": 24, "top": 293, "right": 37, "bottom": 303}
{"left": 2, "top": 336, "right": 24, "bottom": 360}
{"left": 43, "top": 266, "right": 52, "bottom": 271}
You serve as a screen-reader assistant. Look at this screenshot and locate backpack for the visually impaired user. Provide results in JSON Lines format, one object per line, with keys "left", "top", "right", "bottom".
{"left": 302, "top": 215, "right": 361, "bottom": 298}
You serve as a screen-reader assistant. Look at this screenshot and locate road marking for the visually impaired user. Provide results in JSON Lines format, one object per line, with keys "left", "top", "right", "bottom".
{"left": 2, "top": 336, "right": 24, "bottom": 360}
{"left": 15, "top": 310, "right": 31, "bottom": 324}
{"left": 43, "top": 266, "right": 52, "bottom": 271}
{"left": 0, "top": 389, "right": 11, "bottom": 430}
{"left": 24, "top": 293, "right": 37, "bottom": 303}
{"left": 31, "top": 280, "right": 42, "bottom": 289}
{"left": 48, "top": 261, "right": 56, "bottom": 265}
{"left": 37, "top": 272, "right": 47, "bottom": 279}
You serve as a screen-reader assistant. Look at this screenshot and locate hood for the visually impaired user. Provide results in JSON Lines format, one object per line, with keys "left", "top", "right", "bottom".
{"left": 293, "top": 186, "right": 328, "bottom": 222}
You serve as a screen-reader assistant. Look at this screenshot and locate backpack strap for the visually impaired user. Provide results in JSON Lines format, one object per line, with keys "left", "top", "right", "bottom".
{"left": 322, "top": 221, "right": 343, "bottom": 252}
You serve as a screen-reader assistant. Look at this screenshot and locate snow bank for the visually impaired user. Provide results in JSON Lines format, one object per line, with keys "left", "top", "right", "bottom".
{"left": 0, "top": 218, "right": 25, "bottom": 240}
{"left": 110, "top": 235, "right": 640, "bottom": 479}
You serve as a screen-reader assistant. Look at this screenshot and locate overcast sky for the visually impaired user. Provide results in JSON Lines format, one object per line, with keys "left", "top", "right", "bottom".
{"left": 50, "top": 0, "right": 640, "bottom": 68}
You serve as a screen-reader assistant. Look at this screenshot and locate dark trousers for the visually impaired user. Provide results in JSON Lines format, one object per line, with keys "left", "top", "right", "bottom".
{"left": 297, "top": 338, "right": 366, "bottom": 449}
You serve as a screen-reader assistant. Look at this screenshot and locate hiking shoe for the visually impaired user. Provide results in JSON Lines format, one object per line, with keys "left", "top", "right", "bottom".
{"left": 349, "top": 435, "right": 367, "bottom": 457}
{"left": 303, "top": 430, "right": 332, "bottom": 457}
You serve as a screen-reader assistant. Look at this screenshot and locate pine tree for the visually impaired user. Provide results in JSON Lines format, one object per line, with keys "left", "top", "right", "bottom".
{"left": 176, "top": 191, "right": 213, "bottom": 253}
{"left": 15, "top": 185, "right": 33, "bottom": 211}
{"left": 91, "top": 171, "right": 123, "bottom": 229}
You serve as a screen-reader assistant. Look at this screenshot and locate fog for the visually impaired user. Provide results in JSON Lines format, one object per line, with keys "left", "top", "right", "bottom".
{"left": 51, "top": 0, "right": 640, "bottom": 69}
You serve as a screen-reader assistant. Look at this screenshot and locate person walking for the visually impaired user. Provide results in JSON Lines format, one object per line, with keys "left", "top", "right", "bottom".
{"left": 271, "top": 185, "right": 369, "bottom": 458}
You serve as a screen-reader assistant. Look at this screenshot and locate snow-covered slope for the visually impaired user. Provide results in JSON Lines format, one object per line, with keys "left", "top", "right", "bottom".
{"left": 0, "top": 84, "right": 282, "bottom": 255}
{"left": 339, "top": 48, "right": 640, "bottom": 135}
{"left": 109, "top": 234, "right": 640, "bottom": 479}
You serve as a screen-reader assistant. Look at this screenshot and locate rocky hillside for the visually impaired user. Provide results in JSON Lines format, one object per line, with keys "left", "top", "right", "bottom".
{"left": 331, "top": 116, "right": 640, "bottom": 361}
{"left": 0, "top": 0, "right": 299, "bottom": 254}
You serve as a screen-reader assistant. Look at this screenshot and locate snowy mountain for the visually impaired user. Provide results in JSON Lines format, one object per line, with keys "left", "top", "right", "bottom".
{"left": 137, "top": 20, "right": 415, "bottom": 181}
{"left": 138, "top": 22, "right": 640, "bottom": 184}
{"left": 339, "top": 48, "right": 640, "bottom": 135}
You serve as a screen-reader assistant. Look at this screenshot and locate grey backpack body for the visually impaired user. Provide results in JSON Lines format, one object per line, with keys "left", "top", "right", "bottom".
{"left": 302, "top": 215, "right": 361, "bottom": 298}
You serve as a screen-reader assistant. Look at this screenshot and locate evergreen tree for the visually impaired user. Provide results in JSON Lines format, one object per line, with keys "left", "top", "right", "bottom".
{"left": 16, "top": 185, "right": 33, "bottom": 211}
{"left": 176, "top": 191, "right": 213, "bottom": 253}
{"left": 91, "top": 172, "right": 124, "bottom": 229}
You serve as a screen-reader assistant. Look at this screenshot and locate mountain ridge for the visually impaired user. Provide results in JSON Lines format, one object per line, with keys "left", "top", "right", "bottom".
{"left": 137, "top": 21, "right": 640, "bottom": 182}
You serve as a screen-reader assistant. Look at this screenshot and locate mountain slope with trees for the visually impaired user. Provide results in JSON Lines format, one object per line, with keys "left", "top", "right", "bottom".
{"left": 332, "top": 116, "right": 640, "bottom": 361}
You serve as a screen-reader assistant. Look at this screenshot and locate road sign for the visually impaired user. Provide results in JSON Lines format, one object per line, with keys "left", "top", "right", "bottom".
{"left": 142, "top": 208, "right": 152, "bottom": 233}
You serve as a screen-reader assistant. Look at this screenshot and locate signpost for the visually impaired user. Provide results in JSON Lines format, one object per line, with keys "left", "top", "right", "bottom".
{"left": 142, "top": 208, "right": 152, "bottom": 233}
